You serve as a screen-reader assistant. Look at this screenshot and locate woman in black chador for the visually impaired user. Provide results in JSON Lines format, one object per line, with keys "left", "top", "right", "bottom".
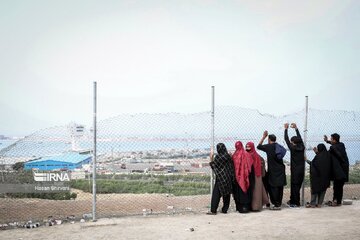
{"left": 208, "top": 143, "right": 234, "bottom": 214}
{"left": 306, "top": 144, "right": 332, "bottom": 208}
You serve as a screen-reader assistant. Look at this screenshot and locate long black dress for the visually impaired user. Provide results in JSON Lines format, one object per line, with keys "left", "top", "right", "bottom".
{"left": 328, "top": 141, "right": 349, "bottom": 204}
{"left": 284, "top": 128, "right": 305, "bottom": 206}
{"left": 209, "top": 143, "right": 234, "bottom": 213}
{"left": 257, "top": 143, "right": 286, "bottom": 187}
{"left": 257, "top": 143, "right": 286, "bottom": 207}
{"left": 329, "top": 142, "right": 349, "bottom": 182}
{"left": 309, "top": 144, "right": 332, "bottom": 194}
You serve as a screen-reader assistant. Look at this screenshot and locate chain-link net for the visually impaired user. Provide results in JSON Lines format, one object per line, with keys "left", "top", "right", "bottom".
{"left": 0, "top": 124, "right": 93, "bottom": 225}
{"left": 93, "top": 111, "right": 212, "bottom": 218}
{"left": 306, "top": 109, "right": 360, "bottom": 202}
{"left": 1, "top": 106, "right": 360, "bottom": 226}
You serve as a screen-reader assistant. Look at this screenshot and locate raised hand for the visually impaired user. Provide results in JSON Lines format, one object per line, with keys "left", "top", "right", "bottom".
{"left": 313, "top": 147, "right": 318, "bottom": 153}
{"left": 284, "top": 123, "right": 289, "bottom": 129}
{"left": 210, "top": 147, "right": 214, "bottom": 161}
{"left": 263, "top": 130, "right": 268, "bottom": 138}
{"left": 290, "top": 123, "right": 297, "bottom": 129}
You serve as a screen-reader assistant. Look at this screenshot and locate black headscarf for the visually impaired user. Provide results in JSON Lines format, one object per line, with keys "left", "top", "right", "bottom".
{"left": 217, "top": 143, "right": 228, "bottom": 155}
{"left": 310, "top": 144, "right": 332, "bottom": 194}
{"left": 317, "top": 143, "right": 327, "bottom": 152}
{"left": 210, "top": 143, "right": 234, "bottom": 195}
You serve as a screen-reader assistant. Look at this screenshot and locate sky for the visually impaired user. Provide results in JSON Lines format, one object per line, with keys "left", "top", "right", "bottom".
{"left": 0, "top": 0, "right": 359, "bottom": 136}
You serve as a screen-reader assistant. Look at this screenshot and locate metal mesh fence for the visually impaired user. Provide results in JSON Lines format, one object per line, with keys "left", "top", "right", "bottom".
{"left": 1, "top": 106, "right": 360, "bottom": 226}
{"left": 93, "top": 111, "right": 212, "bottom": 218}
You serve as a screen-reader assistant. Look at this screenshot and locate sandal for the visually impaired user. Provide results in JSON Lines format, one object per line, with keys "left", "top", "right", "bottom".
{"left": 269, "top": 206, "right": 281, "bottom": 211}
{"left": 206, "top": 212, "right": 217, "bottom": 215}
{"left": 328, "top": 201, "right": 341, "bottom": 207}
{"left": 326, "top": 201, "right": 333, "bottom": 206}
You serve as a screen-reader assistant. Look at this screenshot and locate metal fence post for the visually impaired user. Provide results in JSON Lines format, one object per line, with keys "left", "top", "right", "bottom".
{"left": 301, "top": 96, "right": 309, "bottom": 206}
{"left": 210, "top": 86, "right": 215, "bottom": 195}
{"left": 92, "top": 81, "right": 97, "bottom": 221}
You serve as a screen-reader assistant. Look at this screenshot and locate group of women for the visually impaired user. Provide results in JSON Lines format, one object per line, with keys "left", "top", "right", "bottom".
{"left": 209, "top": 135, "right": 346, "bottom": 214}
{"left": 209, "top": 141, "right": 269, "bottom": 214}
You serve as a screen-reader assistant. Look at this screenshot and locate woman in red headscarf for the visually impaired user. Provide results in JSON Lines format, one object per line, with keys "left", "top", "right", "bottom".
{"left": 246, "top": 142, "right": 270, "bottom": 211}
{"left": 232, "top": 141, "right": 253, "bottom": 213}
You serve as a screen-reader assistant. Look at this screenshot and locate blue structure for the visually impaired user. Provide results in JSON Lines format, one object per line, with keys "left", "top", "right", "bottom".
{"left": 24, "top": 152, "right": 92, "bottom": 171}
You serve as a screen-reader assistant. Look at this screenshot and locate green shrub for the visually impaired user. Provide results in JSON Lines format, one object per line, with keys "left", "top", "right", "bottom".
{"left": 70, "top": 175, "right": 211, "bottom": 196}
{"left": 349, "top": 168, "right": 360, "bottom": 184}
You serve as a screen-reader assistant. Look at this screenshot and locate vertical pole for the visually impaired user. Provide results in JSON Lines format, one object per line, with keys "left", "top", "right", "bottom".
{"left": 301, "top": 96, "right": 309, "bottom": 206}
{"left": 210, "top": 86, "right": 215, "bottom": 195}
{"left": 92, "top": 82, "right": 97, "bottom": 221}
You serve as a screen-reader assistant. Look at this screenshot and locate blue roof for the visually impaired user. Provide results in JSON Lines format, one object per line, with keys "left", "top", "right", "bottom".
{"left": 27, "top": 152, "right": 92, "bottom": 164}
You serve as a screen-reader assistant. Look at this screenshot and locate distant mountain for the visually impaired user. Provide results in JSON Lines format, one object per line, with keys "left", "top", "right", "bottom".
{"left": 96, "top": 106, "right": 360, "bottom": 139}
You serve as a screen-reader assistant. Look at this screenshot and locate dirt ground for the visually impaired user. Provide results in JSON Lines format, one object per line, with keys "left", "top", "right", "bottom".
{"left": 1, "top": 184, "right": 360, "bottom": 223}
{"left": 1, "top": 200, "right": 359, "bottom": 240}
